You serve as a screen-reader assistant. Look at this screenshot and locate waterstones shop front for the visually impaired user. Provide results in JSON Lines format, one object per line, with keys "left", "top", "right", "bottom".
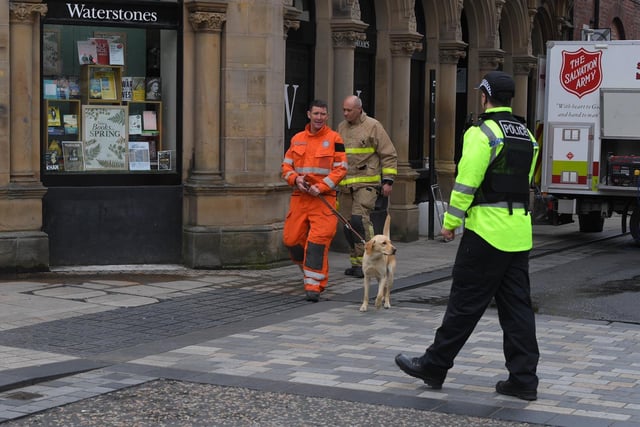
{"left": 40, "top": 1, "right": 183, "bottom": 265}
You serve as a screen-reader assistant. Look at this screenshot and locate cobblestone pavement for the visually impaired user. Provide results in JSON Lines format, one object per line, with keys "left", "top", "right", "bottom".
{"left": 0, "top": 219, "right": 639, "bottom": 426}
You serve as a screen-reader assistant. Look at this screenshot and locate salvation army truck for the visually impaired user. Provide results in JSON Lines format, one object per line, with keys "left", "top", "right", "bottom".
{"left": 541, "top": 40, "right": 640, "bottom": 244}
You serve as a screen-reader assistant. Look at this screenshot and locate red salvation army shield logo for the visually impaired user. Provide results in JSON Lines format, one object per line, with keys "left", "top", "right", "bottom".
{"left": 560, "top": 48, "right": 603, "bottom": 98}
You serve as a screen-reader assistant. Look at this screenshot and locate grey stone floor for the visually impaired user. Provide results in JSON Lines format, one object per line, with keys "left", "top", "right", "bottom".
{"left": 0, "top": 218, "right": 639, "bottom": 427}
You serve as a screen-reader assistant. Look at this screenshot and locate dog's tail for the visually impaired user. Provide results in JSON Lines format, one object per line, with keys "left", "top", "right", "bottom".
{"left": 383, "top": 214, "right": 391, "bottom": 238}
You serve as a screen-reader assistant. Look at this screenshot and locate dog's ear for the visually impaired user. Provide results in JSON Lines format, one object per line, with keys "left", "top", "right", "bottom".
{"left": 365, "top": 239, "right": 374, "bottom": 254}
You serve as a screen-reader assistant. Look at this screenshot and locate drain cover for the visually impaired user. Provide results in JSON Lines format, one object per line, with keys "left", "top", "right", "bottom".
{"left": 4, "top": 391, "right": 43, "bottom": 400}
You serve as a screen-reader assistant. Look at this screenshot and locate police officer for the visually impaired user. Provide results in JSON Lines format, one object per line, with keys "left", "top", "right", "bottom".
{"left": 338, "top": 95, "right": 398, "bottom": 278}
{"left": 395, "top": 71, "right": 541, "bottom": 401}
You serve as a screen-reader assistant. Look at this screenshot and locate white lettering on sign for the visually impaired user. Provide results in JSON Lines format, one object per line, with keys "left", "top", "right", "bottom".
{"left": 356, "top": 40, "right": 370, "bottom": 49}
{"left": 284, "top": 84, "right": 299, "bottom": 130}
{"left": 563, "top": 57, "right": 599, "bottom": 87}
{"left": 498, "top": 120, "right": 531, "bottom": 141}
{"left": 66, "top": 3, "right": 158, "bottom": 22}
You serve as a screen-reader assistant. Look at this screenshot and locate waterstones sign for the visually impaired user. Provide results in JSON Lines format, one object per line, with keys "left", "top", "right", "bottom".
{"left": 44, "top": 2, "right": 179, "bottom": 28}
{"left": 66, "top": 4, "right": 158, "bottom": 22}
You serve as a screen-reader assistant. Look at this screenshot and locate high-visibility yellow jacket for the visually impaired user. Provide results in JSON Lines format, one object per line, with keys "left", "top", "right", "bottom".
{"left": 443, "top": 107, "right": 539, "bottom": 252}
{"left": 337, "top": 112, "right": 397, "bottom": 188}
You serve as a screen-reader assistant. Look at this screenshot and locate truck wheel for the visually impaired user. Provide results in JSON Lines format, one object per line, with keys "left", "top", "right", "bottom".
{"left": 630, "top": 210, "right": 640, "bottom": 245}
{"left": 578, "top": 212, "right": 604, "bottom": 232}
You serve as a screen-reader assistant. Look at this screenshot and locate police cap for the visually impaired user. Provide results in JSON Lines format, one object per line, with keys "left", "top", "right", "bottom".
{"left": 475, "top": 71, "right": 515, "bottom": 100}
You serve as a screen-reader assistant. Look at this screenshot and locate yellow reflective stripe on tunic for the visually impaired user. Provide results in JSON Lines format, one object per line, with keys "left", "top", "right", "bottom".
{"left": 382, "top": 167, "right": 397, "bottom": 175}
{"left": 346, "top": 147, "right": 375, "bottom": 154}
{"left": 340, "top": 175, "right": 381, "bottom": 185}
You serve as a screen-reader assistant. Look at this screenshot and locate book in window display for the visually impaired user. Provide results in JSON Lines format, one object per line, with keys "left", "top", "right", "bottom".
{"left": 62, "top": 141, "right": 85, "bottom": 171}
{"left": 128, "top": 141, "right": 151, "bottom": 171}
{"left": 93, "top": 31, "right": 127, "bottom": 69}
{"left": 55, "top": 78, "right": 70, "bottom": 100}
{"left": 89, "top": 38, "right": 110, "bottom": 65}
{"left": 45, "top": 151, "right": 61, "bottom": 171}
{"left": 142, "top": 110, "right": 157, "bottom": 131}
{"left": 132, "top": 77, "right": 146, "bottom": 101}
{"left": 121, "top": 77, "right": 133, "bottom": 101}
{"left": 109, "top": 42, "right": 125, "bottom": 65}
{"left": 43, "top": 79, "right": 58, "bottom": 99}
{"left": 157, "top": 150, "right": 172, "bottom": 170}
{"left": 89, "top": 78, "right": 102, "bottom": 99}
{"left": 48, "top": 126, "right": 65, "bottom": 137}
{"left": 145, "top": 77, "right": 161, "bottom": 101}
{"left": 94, "top": 70, "right": 117, "bottom": 100}
{"left": 63, "top": 114, "right": 78, "bottom": 135}
{"left": 147, "top": 139, "right": 158, "bottom": 164}
{"left": 68, "top": 77, "right": 81, "bottom": 99}
{"left": 47, "top": 139, "right": 63, "bottom": 170}
{"left": 77, "top": 40, "right": 97, "bottom": 65}
{"left": 129, "top": 114, "right": 142, "bottom": 135}
{"left": 47, "top": 105, "right": 61, "bottom": 126}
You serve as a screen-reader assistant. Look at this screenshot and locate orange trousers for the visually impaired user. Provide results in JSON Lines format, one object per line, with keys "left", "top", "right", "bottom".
{"left": 283, "top": 192, "right": 338, "bottom": 293}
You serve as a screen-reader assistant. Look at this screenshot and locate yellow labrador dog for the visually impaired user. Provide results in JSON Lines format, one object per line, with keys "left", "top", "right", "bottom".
{"left": 360, "top": 214, "right": 397, "bottom": 312}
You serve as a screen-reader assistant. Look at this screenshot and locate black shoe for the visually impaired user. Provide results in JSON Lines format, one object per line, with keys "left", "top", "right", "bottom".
{"left": 495, "top": 380, "right": 537, "bottom": 401}
{"left": 352, "top": 266, "right": 364, "bottom": 278}
{"left": 394, "top": 354, "right": 443, "bottom": 389}
{"left": 345, "top": 266, "right": 364, "bottom": 278}
{"left": 305, "top": 291, "right": 320, "bottom": 302}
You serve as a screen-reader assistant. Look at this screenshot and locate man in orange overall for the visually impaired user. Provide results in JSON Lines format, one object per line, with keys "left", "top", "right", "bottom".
{"left": 282, "top": 99, "right": 348, "bottom": 302}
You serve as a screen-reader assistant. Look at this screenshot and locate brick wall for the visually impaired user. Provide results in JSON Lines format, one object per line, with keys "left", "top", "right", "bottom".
{"left": 572, "top": 0, "right": 640, "bottom": 40}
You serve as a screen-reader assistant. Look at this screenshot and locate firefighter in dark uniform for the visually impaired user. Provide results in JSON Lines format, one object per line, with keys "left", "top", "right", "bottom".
{"left": 395, "top": 71, "right": 541, "bottom": 401}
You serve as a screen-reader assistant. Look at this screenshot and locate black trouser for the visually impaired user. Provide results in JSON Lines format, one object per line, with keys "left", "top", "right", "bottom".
{"left": 420, "top": 229, "right": 539, "bottom": 389}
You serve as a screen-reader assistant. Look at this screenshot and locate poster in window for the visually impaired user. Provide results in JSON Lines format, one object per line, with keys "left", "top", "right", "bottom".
{"left": 42, "top": 29, "right": 61, "bottom": 75}
{"left": 82, "top": 106, "right": 128, "bottom": 170}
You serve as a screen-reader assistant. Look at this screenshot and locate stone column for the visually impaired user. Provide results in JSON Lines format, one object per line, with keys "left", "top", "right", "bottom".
{"left": 0, "top": 1, "right": 49, "bottom": 271}
{"left": 512, "top": 55, "right": 536, "bottom": 118}
{"left": 477, "top": 49, "right": 504, "bottom": 86}
{"left": 186, "top": 1, "right": 227, "bottom": 183}
{"left": 387, "top": 33, "right": 422, "bottom": 241}
{"left": 9, "top": 1, "right": 45, "bottom": 184}
{"left": 283, "top": 1, "right": 301, "bottom": 38}
{"left": 330, "top": 21, "right": 366, "bottom": 124}
{"left": 436, "top": 42, "right": 466, "bottom": 198}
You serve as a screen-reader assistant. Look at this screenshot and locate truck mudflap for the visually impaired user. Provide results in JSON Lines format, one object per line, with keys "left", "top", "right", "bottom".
{"left": 629, "top": 209, "right": 640, "bottom": 245}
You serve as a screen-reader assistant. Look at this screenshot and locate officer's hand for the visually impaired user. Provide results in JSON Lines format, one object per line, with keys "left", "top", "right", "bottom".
{"left": 441, "top": 227, "right": 455, "bottom": 242}
{"left": 296, "top": 175, "right": 309, "bottom": 192}
{"left": 381, "top": 183, "right": 392, "bottom": 197}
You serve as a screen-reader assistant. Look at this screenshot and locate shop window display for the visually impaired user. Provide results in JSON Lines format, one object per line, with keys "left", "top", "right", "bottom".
{"left": 41, "top": 23, "right": 177, "bottom": 176}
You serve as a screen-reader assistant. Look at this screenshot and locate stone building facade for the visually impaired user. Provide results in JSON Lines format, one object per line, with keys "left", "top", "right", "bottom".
{"left": 0, "top": 0, "right": 639, "bottom": 271}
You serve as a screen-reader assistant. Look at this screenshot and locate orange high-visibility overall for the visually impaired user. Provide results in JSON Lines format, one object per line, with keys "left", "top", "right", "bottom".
{"left": 282, "top": 124, "right": 348, "bottom": 293}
